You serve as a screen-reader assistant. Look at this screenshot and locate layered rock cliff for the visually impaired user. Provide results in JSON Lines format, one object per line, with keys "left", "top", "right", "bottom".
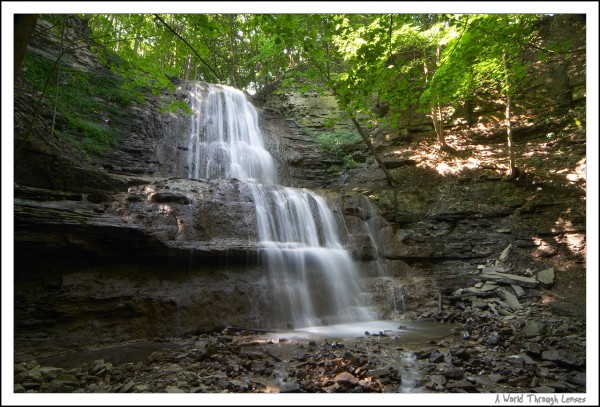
{"left": 13, "top": 15, "right": 586, "bottom": 360}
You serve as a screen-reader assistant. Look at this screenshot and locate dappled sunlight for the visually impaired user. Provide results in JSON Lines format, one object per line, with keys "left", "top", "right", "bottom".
{"left": 141, "top": 186, "right": 156, "bottom": 195}
{"left": 434, "top": 158, "right": 480, "bottom": 176}
{"left": 434, "top": 162, "right": 452, "bottom": 175}
{"left": 522, "top": 150, "right": 545, "bottom": 158}
{"left": 472, "top": 144, "right": 495, "bottom": 157}
{"left": 177, "top": 217, "right": 185, "bottom": 235}
{"left": 554, "top": 216, "right": 574, "bottom": 229}
{"left": 571, "top": 157, "right": 587, "bottom": 183}
{"left": 380, "top": 105, "right": 586, "bottom": 187}
{"left": 533, "top": 237, "right": 557, "bottom": 256}
{"left": 561, "top": 233, "right": 586, "bottom": 254}
{"left": 553, "top": 216, "right": 586, "bottom": 255}
{"left": 387, "top": 125, "right": 507, "bottom": 177}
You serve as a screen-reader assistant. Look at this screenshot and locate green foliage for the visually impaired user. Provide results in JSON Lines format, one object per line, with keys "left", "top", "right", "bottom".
{"left": 315, "top": 130, "right": 362, "bottom": 174}
{"left": 21, "top": 51, "right": 134, "bottom": 155}
{"left": 81, "top": 12, "right": 551, "bottom": 113}
{"left": 109, "top": 57, "right": 176, "bottom": 99}
{"left": 434, "top": 14, "right": 539, "bottom": 100}
{"left": 86, "top": 13, "right": 307, "bottom": 94}
{"left": 315, "top": 131, "right": 363, "bottom": 160}
{"left": 24, "top": 13, "right": 561, "bottom": 164}
{"left": 21, "top": 51, "right": 55, "bottom": 90}
{"left": 342, "top": 155, "right": 358, "bottom": 171}
{"left": 158, "top": 100, "right": 193, "bottom": 115}
{"left": 326, "top": 13, "right": 547, "bottom": 134}
{"left": 62, "top": 114, "right": 114, "bottom": 154}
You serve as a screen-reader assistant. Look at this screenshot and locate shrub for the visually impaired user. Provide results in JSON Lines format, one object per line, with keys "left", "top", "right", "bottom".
{"left": 315, "top": 131, "right": 363, "bottom": 160}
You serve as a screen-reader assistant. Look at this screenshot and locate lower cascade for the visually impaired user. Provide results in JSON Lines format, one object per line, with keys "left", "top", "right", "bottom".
{"left": 186, "top": 82, "right": 377, "bottom": 328}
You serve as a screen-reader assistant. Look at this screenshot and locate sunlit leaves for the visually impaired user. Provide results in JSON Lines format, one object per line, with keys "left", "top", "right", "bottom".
{"left": 435, "top": 13, "right": 541, "bottom": 101}
{"left": 83, "top": 12, "right": 547, "bottom": 131}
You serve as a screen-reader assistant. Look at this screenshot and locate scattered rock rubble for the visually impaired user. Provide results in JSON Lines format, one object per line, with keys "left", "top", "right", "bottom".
{"left": 14, "top": 311, "right": 585, "bottom": 394}
{"left": 14, "top": 247, "right": 585, "bottom": 394}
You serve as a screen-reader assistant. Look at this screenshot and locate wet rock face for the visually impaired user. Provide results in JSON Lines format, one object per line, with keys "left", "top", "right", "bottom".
{"left": 258, "top": 105, "right": 335, "bottom": 189}
{"left": 115, "top": 177, "right": 260, "bottom": 254}
{"left": 14, "top": 178, "right": 262, "bottom": 268}
{"left": 14, "top": 265, "right": 277, "bottom": 360}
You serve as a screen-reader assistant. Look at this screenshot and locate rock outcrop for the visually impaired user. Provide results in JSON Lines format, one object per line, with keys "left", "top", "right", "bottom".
{"left": 14, "top": 174, "right": 395, "bottom": 354}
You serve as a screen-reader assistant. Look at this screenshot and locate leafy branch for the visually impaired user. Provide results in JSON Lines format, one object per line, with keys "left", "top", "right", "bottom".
{"left": 153, "top": 14, "right": 222, "bottom": 81}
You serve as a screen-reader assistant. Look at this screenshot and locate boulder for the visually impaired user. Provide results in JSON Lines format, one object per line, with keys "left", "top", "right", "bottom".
{"left": 334, "top": 372, "right": 359, "bottom": 385}
{"left": 165, "top": 385, "right": 185, "bottom": 393}
{"left": 541, "top": 349, "right": 584, "bottom": 368}
{"left": 430, "top": 375, "right": 447, "bottom": 386}
{"left": 532, "top": 385, "right": 555, "bottom": 393}
{"left": 498, "top": 244, "right": 512, "bottom": 262}
{"left": 510, "top": 284, "right": 526, "bottom": 298}
{"left": 118, "top": 380, "right": 136, "bottom": 393}
{"left": 497, "top": 288, "right": 522, "bottom": 310}
{"left": 441, "top": 367, "right": 464, "bottom": 380}
{"left": 522, "top": 319, "right": 547, "bottom": 337}
{"left": 537, "top": 268, "right": 555, "bottom": 286}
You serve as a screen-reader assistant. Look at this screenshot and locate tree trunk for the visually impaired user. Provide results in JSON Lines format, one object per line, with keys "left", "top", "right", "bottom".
{"left": 504, "top": 52, "right": 517, "bottom": 178}
{"left": 351, "top": 118, "right": 397, "bottom": 186}
{"left": 114, "top": 18, "right": 121, "bottom": 53}
{"left": 154, "top": 14, "right": 222, "bottom": 82}
{"left": 420, "top": 15, "right": 448, "bottom": 149}
{"left": 132, "top": 15, "right": 141, "bottom": 55}
{"left": 432, "top": 44, "right": 448, "bottom": 149}
{"left": 431, "top": 103, "right": 447, "bottom": 148}
{"left": 423, "top": 44, "right": 448, "bottom": 148}
{"left": 229, "top": 15, "right": 238, "bottom": 87}
{"left": 50, "top": 21, "right": 66, "bottom": 138}
{"left": 184, "top": 55, "right": 192, "bottom": 81}
{"left": 132, "top": 27, "right": 140, "bottom": 55}
{"left": 14, "top": 14, "right": 39, "bottom": 82}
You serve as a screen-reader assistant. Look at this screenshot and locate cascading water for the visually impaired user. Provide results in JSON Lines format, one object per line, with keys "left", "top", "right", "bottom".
{"left": 349, "top": 194, "right": 406, "bottom": 318}
{"left": 187, "top": 83, "right": 278, "bottom": 184}
{"left": 186, "top": 83, "right": 377, "bottom": 328}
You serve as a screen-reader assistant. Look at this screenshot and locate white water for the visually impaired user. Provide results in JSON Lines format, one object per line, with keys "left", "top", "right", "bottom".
{"left": 187, "top": 83, "right": 278, "bottom": 184}
{"left": 262, "top": 320, "right": 455, "bottom": 342}
{"left": 186, "top": 83, "right": 377, "bottom": 328}
{"left": 348, "top": 194, "right": 407, "bottom": 317}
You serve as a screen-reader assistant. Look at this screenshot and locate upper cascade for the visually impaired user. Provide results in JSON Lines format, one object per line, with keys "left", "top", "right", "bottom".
{"left": 187, "top": 83, "right": 279, "bottom": 185}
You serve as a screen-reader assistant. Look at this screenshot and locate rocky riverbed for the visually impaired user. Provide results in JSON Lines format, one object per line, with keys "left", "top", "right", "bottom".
{"left": 14, "top": 273, "right": 586, "bottom": 395}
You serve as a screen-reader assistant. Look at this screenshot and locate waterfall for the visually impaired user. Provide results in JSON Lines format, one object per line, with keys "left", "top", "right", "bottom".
{"left": 186, "top": 83, "right": 377, "bottom": 328}
{"left": 348, "top": 194, "right": 403, "bottom": 317}
{"left": 187, "top": 83, "right": 278, "bottom": 184}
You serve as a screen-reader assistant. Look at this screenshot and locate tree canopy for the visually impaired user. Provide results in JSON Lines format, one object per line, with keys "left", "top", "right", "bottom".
{"left": 83, "top": 13, "right": 578, "bottom": 109}
{"left": 22, "top": 13, "right": 585, "bottom": 178}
